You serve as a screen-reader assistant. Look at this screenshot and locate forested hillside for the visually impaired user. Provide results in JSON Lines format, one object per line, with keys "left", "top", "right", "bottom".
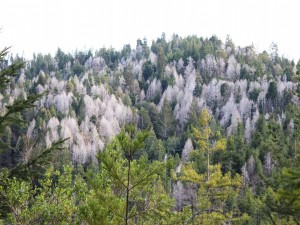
{"left": 0, "top": 34, "right": 299, "bottom": 224}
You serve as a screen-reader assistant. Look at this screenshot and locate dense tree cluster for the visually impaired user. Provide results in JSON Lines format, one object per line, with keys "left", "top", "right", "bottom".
{"left": 0, "top": 34, "right": 300, "bottom": 224}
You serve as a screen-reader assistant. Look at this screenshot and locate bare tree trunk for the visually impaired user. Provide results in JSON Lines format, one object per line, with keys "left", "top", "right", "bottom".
{"left": 125, "top": 159, "right": 131, "bottom": 225}
{"left": 207, "top": 146, "right": 210, "bottom": 181}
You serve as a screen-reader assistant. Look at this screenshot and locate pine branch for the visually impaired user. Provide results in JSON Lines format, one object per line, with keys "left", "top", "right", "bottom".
{"left": 0, "top": 46, "right": 24, "bottom": 92}
{"left": 0, "top": 92, "right": 46, "bottom": 130}
{"left": 8, "top": 138, "right": 69, "bottom": 179}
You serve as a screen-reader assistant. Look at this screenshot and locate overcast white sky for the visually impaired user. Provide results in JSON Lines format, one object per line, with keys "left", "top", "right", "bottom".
{"left": 0, "top": 0, "right": 299, "bottom": 60}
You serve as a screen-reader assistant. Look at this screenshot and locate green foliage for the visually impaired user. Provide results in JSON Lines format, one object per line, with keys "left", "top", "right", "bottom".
{"left": 142, "top": 60, "right": 154, "bottom": 81}
{"left": 0, "top": 34, "right": 299, "bottom": 224}
{"left": 276, "top": 165, "right": 300, "bottom": 220}
{"left": 8, "top": 138, "right": 69, "bottom": 179}
{"left": 193, "top": 81, "right": 202, "bottom": 97}
{"left": 157, "top": 100, "right": 176, "bottom": 140}
{"left": 87, "top": 127, "right": 175, "bottom": 224}
{"left": 157, "top": 47, "right": 167, "bottom": 77}
{"left": 137, "top": 107, "right": 152, "bottom": 130}
{"left": 0, "top": 165, "right": 87, "bottom": 224}
{"left": 248, "top": 88, "right": 261, "bottom": 102}
{"left": 143, "top": 130, "right": 166, "bottom": 161}
{"left": 0, "top": 46, "right": 72, "bottom": 223}
{"left": 0, "top": 93, "right": 44, "bottom": 135}
{"left": 0, "top": 47, "right": 24, "bottom": 93}
{"left": 266, "top": 81, "right": 278, "bottom": 101}
{"left": 176, "top": 164, "right": 249, "bottom": 224}
{"left": 192, "top": 108, "right": 226, "bottom": 180}
{"left": 55, "top": 48, "right": 73, "bottom": 71}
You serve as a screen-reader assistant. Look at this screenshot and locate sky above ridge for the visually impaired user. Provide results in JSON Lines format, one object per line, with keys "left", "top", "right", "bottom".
{"left": 0, "top": 0, "right": 299, "bottom": 60}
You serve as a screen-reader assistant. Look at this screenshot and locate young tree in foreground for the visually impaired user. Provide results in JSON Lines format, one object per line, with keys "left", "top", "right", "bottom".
{"left": 83, "top": 125, "right": 176, "bottom": 225}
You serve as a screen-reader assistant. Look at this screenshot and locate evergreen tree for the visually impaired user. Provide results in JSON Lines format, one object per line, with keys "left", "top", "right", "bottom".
{"left": 157, "top": 100, "right": 175, "bottom": 140}
{"left": 174, "top": 163, "right": 249, "bottom": 224}
{"left": 157, "top": 47, "right": 166, "bottom": 78}
{"left": 192, "top": 108, "right": 226, "bottom": 180}
{"left": 0, "top": 46, "right": 68, "bottom": 220}
{"left": 91, "top": 126, "right": 175, "bottom": 225}
{"left": 137, "top": 107, "right": 152, "bottom": 130}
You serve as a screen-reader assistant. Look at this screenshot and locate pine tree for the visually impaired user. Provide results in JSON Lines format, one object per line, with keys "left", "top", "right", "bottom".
{"left": 137, "top": 107, "right": 152, "bottom": 130}
{"left": 192, "top": 108, "right": 226, "bottom": 180}
{"left": 157, "top": 47, "right": 166, "bottom": 78}
{"left": 157, "top": 99, "right": 175, "bottom": 140}
{"left": 92, "top": 126, "right": 175, "bottom": 224}
{"left": 0, "top": 46, "right": 68, "bottom": 220}
{"left": 174, "top": 163, "right": 249, "bottom": 224}
{"left": 275, "top": 165, "right": 300, "bottom": 222}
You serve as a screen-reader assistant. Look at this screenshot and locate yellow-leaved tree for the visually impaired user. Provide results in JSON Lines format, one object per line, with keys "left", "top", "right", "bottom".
{"left": 178, "top": 164, "right": 249, "bottom": 224}
{"left": 192, "top": 108, "right": 226, "bottom": 180}
{"left": 171, "top": 108, "right": 249, "bottom": 224}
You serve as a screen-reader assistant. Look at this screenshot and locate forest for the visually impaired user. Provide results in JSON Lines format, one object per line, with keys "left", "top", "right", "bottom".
{"left": 0, "top": 34, "right": 299, "bottom": 224}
